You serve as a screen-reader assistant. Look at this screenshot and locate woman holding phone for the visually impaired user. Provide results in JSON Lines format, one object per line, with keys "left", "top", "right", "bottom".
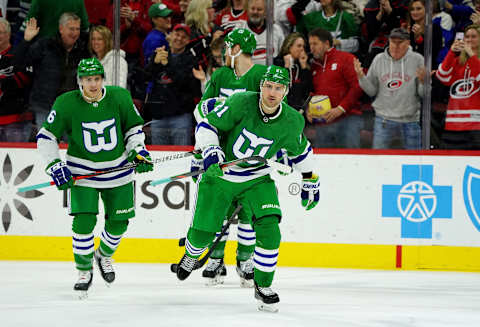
{"left": 435, "top": 24, "right": 480, "bottom": 149}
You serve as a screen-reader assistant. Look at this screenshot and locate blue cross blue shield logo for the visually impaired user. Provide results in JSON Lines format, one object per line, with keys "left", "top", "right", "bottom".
{"left": 463, "top": 165, "right": 480, "bottom": 232}
{"left": 382, "top": 165, "right": 452, "bottom": 238}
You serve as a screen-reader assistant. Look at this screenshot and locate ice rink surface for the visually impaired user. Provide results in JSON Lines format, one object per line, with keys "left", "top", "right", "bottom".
{"left": 1, "top": 261, "right": 479, "bottom": 327}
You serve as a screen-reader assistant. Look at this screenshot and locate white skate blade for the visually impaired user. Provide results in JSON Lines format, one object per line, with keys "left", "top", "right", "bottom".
{"left": 239, "top": 278, "right": 254, "bottom": 288}
{"left": 257, "top": 300, "right": 278, "bottom": 313}
{"left": 204, "top": 275, "right": 225, "bottom": 286}
{"left": 76, "top": 290, "right": 88, "bottom": 300}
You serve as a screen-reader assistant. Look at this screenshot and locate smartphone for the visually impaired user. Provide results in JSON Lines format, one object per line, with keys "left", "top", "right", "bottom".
{"left": 456, "top": 32, "right": 464, "bottom": 40}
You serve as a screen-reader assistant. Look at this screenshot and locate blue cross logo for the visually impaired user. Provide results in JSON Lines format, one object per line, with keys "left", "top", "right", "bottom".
{"left": 382, "top": 165, "right": 452, "bottom": 239}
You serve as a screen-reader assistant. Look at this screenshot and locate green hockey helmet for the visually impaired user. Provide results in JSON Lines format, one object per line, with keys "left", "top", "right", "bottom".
{"left": 224, "top": 28, "right": 256, "bottom": 55}
{"left": 262, "top": 65, "right": 290, "bottom": 86}
{"left": 77, "top": 57, "right": 105, "bottom": 78}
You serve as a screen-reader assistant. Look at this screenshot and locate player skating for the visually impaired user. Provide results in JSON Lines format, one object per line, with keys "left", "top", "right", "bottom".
{"left": 175, "top": 65, "right": 320, "bottom": 312}
{"left": 36, "top": 58, "right": 153, "bottom": 299}
{"left": 193, "top": 28, "right": 268, "bottom": 287}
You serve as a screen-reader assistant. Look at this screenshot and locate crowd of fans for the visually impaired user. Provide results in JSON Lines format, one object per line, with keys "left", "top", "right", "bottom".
{"left": 1, "top": 0, "right": 480, "bottom": 149}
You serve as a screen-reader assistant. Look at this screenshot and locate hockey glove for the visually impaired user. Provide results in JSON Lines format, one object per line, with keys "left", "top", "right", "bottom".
{"left": 202, "top": 145, "right": 225, "bottom": 178}
{"left": 127, "top": 148, "right": 154, "bottom": 173}
{"left": 301, "top": 173, "right": 320, "bottom": 210}
{"left": 46, "top": 159, "right": 74, "bottom": 190}
{"left": 190, "top": 152, "right": 203, "bottom": 183}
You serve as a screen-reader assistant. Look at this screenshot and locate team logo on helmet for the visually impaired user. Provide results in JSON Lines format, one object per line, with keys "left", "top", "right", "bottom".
{"left": 262, "top": 65, "right": 290, "bottom": 86}
{"left": 78, "top": 57, "right": 105, "bottom": 77}
{"left": 224, "top": 28, "right": 256, "bottom": 55}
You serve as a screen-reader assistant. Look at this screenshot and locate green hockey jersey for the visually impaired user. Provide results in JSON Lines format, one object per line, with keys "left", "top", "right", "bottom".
{"left": 37, "top": 86, "right": 145, "bottom": 188}
{"left": 196, "top": 91, "right": 313, "bottom": 183}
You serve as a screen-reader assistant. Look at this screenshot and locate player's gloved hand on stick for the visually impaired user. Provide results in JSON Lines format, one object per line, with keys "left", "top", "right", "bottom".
{"left": 128, "top": 147, "right": 154, "bottom": 173}
{"left": 46, "top": 159, "right": 74, "bottom": 190}
{"left": 190, "top": 152, "right": 203, "bottom": 183}
{"left": 202, "top": 145, "right": 225, "bottom": 178}
{"left": 301, "top": 173, "right": 320, "bottom": 210}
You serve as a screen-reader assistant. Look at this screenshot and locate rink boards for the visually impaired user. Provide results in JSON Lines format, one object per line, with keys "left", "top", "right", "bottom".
{"left": 1, "top": 144, "right": 480, "bottom": 271}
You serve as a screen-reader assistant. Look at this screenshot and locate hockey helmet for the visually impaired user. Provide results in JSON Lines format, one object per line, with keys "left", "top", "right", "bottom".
{"left": 224, "top": 28, "right": 256, "bottom": 55}
{"left": 77, "top": 57, "right": 105, "bottom": 78}
{"left": 261, "top": 65, "right": 290, "bottom": 86}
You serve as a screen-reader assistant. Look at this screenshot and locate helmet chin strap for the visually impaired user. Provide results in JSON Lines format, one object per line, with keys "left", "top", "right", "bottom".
{"left": 228, "top": 47, "right": 243, "bottom": 70}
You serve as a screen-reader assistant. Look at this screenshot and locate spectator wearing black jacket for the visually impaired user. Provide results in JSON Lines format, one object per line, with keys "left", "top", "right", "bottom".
{"left": 21, "top": 12, "right": 90, "bottom": 133}
{"left": 0, "top": 17, "right": 33, "bottom": 142}
{"left": 273, "top": 32, "right": 312, "bottom": 112}
{"left": 144, "top": 24, "right": 201, "bottom": 145}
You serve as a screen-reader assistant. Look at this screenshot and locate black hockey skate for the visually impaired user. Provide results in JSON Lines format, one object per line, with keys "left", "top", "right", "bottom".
{"left": 176, "top": 254, "right": 198, "bottom": 281}
{"left": 94, "top": 249, "right": 115, "bottom": 284}
{"left": 254, "top": 282, "right": 280, "bottom": 313}
{"left": 236, "top": 256, "right": 254, "bottom": 288}
{"left": 74, "top": 270, "right": 93, "bottom": 300}
{"left": 202, "top": 258, "right": 227, "bottom": 286}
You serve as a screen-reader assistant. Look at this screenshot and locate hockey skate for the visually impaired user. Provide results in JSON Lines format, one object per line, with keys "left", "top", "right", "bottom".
{"left": 236, "top": 256, "right": 254, "bottom": 288}
{"left": 254, "top": 282, "right": 279, "bottom": 313}
{"left": 94, "top": 249, "right": 115, "bottom": 285}
{"left": 202, "top": 258, "right": 227, "bottom": 286}
{"left": 74, "top": 270, "right": 93, "bottom": 300}
{"left": 176, "top": 254, "right": 198, "bottom": 281}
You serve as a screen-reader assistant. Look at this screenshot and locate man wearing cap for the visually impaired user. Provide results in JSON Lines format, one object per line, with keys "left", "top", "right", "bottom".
{"left": 353, "top": 27, "right": 426, "bottom": 149}
{"left": 143, "top": 21, "right": 200, "bottom": 145}
{"left": 143, "top": 3, "right": 173, "bottom": 65}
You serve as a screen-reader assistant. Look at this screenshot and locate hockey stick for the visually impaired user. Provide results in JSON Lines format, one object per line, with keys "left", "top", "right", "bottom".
{"left": 150, "top": 155, "right": 292, "bottom": 187}
{"left": 170, "top": 204, "right": 243, "bottom": 274}
{"left": 17, "top": 150, "right": 200, "bottom": 193}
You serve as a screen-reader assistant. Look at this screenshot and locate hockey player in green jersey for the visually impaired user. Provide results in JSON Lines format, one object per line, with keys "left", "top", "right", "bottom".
{"left": 176, "top": 66, "right": 320, "bottom": 312}
{"left": 36, "top": 58, "right": 153, "bottom": 299}
{"left": 192, "top": 28, "right": 268, "bottom": 287}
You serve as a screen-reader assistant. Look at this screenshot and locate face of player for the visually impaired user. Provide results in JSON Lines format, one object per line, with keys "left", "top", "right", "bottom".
{"left": 308, "top": 35, "right": 330, "bottom": 60}
{"left": 388, "top": 38, "right": 410, "bottom": 60}
{"left": 225, "top": 44, "right": 240, "bottom": 67}
{"left": 81, "top": 75, "right": 103, "bottom": 100}
{"left": 90, "top": 31, "right": 106, "bottom": 58}
{"left": 261, "top": 80, "right": 286, "bottom": 113}
{"left": 289, "top": 37, "right": 305, "bottom": 60}
{"left": 59, "top": 19, "right": 81, "bottom": 50}
{"left": 248, "top": 0, "right": 265, "bottom": 26}
{"left": 465, "top": 28, "right": 480, "bottom": 53}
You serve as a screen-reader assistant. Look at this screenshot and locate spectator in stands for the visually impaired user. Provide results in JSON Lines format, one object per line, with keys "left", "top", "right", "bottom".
{"left": 444, "top": 0, "right": 476, "bottom": 34}
{"left": 214, "top": 0, "right": 248, "bottom": 31}
{"left": 83, "top": 0, "right": 110, "bottom": 26}
{"left": 192, "top": 36, "right": 225, "bottom": 93}
{"left": 0, "top": 17, "right": 34, "bottom": 142}
{"left": 436, "top": 24, "right": 480, "bottom": 149}
{"left": 171, "top": 0, "right": 191, "bottom": 26}
{"left": 144, "top": 23, "right": 201, "bottom": 145}
{"left": 143, "top": 3, "right": 172, "bottom": 65}
{"left": 106, "top": 0, "right": 151, "bottom": 93}
{"left": 185, "top": 0, "right": 218, "bottom": 40}
{"left": 296, "top": 0, "right": 360, "bottom": 53}
{"left": 22, "top": 13, "right": 89, "bottom": 134}
{"left": 433, "top": 0, "right": 455, "bottom": 65}
{"left": 363, "top": 0, "right": 409, "bottom": 66}
{"left": 273, "top": 32, "right": 312, "bottom": 111}
{"left": 305, "top": 27, "right": 363, "bottom": 148}
{"left": 354, "top": 27, "right": 425, "bottom": 149}
{"left": 89, "top": 25, "right": 128, "bottom": 89}
{"left": 21, "top": 0, "right": 89, "bottom": 38}
{"left": 407, "top": 0, "right": 442, "bottom": 68}
{"left": 241, "top": 0, "right": 284, "bottom": 65}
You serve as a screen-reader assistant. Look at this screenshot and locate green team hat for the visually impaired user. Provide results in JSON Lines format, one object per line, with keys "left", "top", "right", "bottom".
{"left": 77, "top": 57, "right": 104, "bottom": 77}
{"left": 148, "top": 3, "right": 173, "bottom": 18}
{"left": 224, "top": 28, "right": 256, "bottom": 54}
{"left": 262, "top": 65, "right": 290, "bottom": 86}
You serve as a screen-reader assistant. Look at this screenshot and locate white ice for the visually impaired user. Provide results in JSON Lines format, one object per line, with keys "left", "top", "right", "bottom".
{"left": 1, "top": 261, "right": 479, "bottom": 327}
